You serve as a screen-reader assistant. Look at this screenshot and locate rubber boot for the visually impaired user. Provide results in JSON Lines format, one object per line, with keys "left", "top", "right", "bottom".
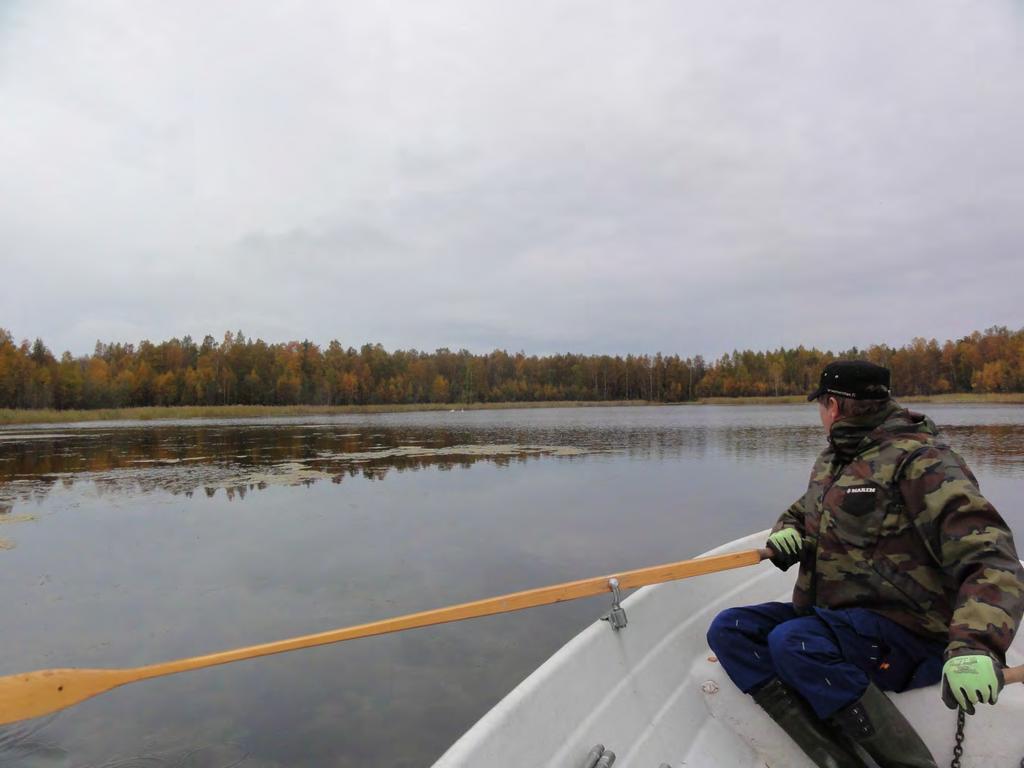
{"left": 752, "top": 678, "right": 865, "bottom": 768}
{"left": 829, "top": 683, "right": 937, "bottom": 768}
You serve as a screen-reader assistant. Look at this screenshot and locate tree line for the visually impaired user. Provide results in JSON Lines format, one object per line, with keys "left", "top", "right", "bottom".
{"left": 0, "top": 326, "right": 1022, "bottom": 410}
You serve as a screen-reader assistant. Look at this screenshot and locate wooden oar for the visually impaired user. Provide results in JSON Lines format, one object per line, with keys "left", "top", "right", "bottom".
{"left": 3, "top": 548, "right": 1021, "bottom": 726}
{"left": 0, "top": 547, "right": 770, "bottom": 726}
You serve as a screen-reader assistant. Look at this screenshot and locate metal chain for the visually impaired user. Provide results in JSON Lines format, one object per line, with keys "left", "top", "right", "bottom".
{"left": 948, "top": 705, "right": 1024, "bottom": 768}
{"left": 949, "top": 708, "right": 965, "bottom": 768}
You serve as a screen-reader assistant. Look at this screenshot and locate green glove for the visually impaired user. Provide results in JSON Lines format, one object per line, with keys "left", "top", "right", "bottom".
{"left": 767, "top": 528, "right": 802, "bottom": 557}
{"left": 942, "top": 655, "right": 1002, "bottom": 715}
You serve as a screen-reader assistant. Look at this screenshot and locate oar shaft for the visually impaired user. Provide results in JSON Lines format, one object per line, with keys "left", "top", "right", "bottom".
{"left": 2, "top": 541, "right": 1022, "bottom": 728}
{"left": 0, "top": 546, "right": 771, "bottom": 725}
{"left": 137, "top": 548, "right": 768, "bottom": 679}
{"left": 1006, "top": 665, "right": 1024, "bottom": 686}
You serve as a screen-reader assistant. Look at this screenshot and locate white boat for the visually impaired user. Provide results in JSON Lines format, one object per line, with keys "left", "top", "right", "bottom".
{"left": 433, "top": 531, "right": 1024, "bottom": 767}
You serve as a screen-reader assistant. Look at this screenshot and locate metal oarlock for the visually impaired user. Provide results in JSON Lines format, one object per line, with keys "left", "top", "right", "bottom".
{"left": 601, "top": 577, "right": 628, "bottom": 630}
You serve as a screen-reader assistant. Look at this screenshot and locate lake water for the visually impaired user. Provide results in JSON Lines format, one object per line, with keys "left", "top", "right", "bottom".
{"left": 1, "top": 404, "right": 1023, "bottom": 767}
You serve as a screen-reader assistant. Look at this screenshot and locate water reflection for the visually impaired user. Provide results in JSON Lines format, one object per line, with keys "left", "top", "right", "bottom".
{"left": 0, "top": 433, "right": 594, "bottom": 512}
{"left": 1, "top": 409, "right": 1021, "bottom": 511}
{"left": 945, "top": 424, "right": 1024, "bottom": 473}
{"left": 1, "top": 404, "right": 1022, "bottom": 768}
{"left": 0, "top": 715, "right": 68, "bottom": 768}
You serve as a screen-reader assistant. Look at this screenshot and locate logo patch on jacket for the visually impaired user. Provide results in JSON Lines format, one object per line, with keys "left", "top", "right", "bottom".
{"left": 846, "top": 487, "right": 876, "bottom": 495}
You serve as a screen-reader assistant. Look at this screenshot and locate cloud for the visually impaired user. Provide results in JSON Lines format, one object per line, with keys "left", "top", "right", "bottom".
{"left": 2, "top": 0, "right": 1023, "bottom": 357}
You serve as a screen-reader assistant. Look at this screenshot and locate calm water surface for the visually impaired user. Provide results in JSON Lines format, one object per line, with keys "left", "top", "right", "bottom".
{"left": 1, "top": 404, "right": 1023, "bottom": 767}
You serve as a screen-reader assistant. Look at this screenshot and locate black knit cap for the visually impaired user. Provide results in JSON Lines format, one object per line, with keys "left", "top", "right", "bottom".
{"left": 807, "top": 360, "right": 891, "bottom": 402}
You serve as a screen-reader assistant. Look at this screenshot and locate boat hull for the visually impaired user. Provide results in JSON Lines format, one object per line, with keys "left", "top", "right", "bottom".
{"left": 434, "top": 531, "right": 1024, "bottom": 767}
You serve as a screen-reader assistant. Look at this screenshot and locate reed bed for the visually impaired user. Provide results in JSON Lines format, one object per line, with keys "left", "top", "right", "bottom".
{"left": 2, "top": 393, "right": 1021, "bottom": 426}
{"left": 0, "top": 400, "right": 649, "bottom": 425}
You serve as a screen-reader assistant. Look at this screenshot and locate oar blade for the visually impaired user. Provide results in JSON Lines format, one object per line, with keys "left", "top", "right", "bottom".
{"left": 0, "top": 668, "right": 132, "bottom": 726}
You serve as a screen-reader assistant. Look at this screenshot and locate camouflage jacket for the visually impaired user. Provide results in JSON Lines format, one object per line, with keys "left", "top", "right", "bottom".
{"left": 771, "top": 403, "right": 1024, "bottom": 663}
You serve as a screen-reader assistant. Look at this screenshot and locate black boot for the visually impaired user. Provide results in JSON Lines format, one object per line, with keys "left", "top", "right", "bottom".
{"left": 752, "top": 678, "right": 865, "bottom": 768}
{"left": 830, "top": 683, "right": 937, "bottom": 768}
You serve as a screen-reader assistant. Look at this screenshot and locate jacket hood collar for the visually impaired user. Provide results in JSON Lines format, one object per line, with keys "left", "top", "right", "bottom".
{"left": 827, "top": 402, "right": 937, "bottom": 462}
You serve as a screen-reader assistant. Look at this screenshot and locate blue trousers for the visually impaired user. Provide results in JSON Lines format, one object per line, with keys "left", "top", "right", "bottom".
{"left": 707, "top": 602, "right": 945, "bottom": 719}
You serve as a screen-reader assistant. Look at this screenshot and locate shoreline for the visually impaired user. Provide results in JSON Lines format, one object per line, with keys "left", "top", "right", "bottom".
{"left": 2, "top": 393, "right": 1023, "bottom": 426}
{"left": 0, "top": 400, "right": 652, "bottom": 426}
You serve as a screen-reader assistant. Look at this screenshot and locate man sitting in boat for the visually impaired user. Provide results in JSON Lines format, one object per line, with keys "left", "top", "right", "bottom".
{"left": 706, "top": 360, "right": 1024, "bottom": 768}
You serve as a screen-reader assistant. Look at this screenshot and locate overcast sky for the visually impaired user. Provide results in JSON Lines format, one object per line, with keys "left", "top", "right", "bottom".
{"left": 2, "top": 1, "right": 1023, "bottom": 359}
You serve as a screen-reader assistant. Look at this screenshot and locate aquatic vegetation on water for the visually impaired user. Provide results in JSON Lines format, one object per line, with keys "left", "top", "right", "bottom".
{"left": 0, "top": 434, "right": 598, "bottom": 508}
{"left": 0, "top": 514, "right": 37, "bottom": 524}
{"left": 0, "top": 512, "right": 35, "bottom": 550}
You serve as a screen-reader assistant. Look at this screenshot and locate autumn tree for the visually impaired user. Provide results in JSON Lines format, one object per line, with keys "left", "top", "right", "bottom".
{"left": 3, "top": 325, "right": 1023, "bottom": 410}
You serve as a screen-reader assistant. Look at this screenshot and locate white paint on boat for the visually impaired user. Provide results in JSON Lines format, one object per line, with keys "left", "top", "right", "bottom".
{"left": 434, "top": 531, "right": 1024, "bottom": 767}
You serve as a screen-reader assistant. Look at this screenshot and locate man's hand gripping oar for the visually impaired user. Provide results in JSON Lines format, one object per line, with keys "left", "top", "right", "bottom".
{"left": 942, "top": 654, "right": 1024, "bottom": 714}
